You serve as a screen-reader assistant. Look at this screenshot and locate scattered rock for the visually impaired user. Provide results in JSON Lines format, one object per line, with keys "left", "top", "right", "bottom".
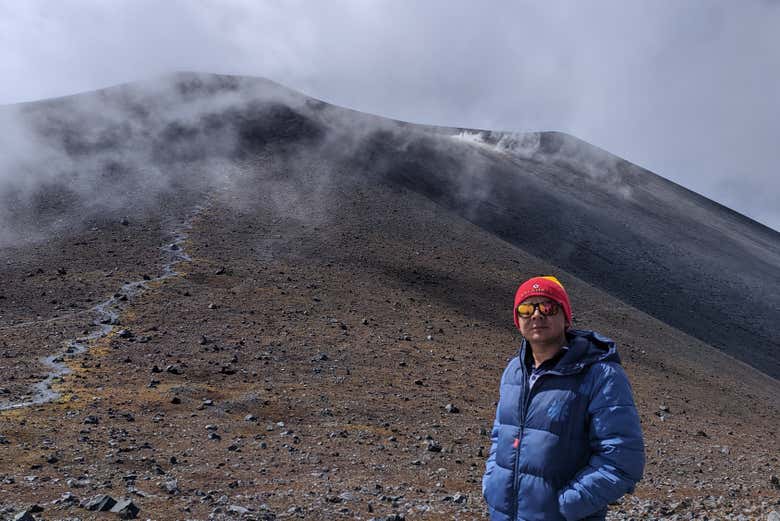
{"left": 12, "top": 511, "right": 36, "bottom": 521}
{"left": 163, "top": 478, "right": 179, "bottom": 495}
{"left": 117, "top": 329, "right": 133, "bottom": 339}
{"left": 426, "top": 440, "right": 442, "bottom": 452}
{"left": 53, "top": 492, "right": 78, "bottom": 505}
{"left": 109, "top": 498, "right": 139, "bottom": 519}
{"left": 83, "top": 415, "right": 99, "bottom": 425}
{"left": 445, "top": 403, "right": 460, "bottom": 414}
{"left": 81, "top": 494, "right": 116, "bottom": 512}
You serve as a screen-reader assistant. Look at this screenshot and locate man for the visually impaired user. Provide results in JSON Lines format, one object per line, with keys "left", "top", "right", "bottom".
{"left": 482, "top": 276, "right": 644, "bottom": 521}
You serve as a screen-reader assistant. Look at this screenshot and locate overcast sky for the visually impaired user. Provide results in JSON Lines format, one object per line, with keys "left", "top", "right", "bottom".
{"left": 1, "top": 0, "right": 778, "bottom": 231}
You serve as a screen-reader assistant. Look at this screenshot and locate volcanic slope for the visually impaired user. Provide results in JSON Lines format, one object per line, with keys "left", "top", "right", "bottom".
{"left": 0, "top": 73, "right": 778, "bottom": 520}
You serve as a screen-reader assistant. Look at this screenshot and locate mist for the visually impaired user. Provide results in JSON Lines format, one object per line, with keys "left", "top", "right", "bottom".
{"left": 1, "top": 1, "right": 778, "bottom": 230}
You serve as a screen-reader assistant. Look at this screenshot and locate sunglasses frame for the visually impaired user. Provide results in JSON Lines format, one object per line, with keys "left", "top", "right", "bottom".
{"left": 516, "top": 300, "right": 561, "bottom": 318}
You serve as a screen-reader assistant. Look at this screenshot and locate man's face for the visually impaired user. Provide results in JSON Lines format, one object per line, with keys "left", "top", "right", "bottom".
{"left": 517, "top": 297, "right": 567, "bottom": 346}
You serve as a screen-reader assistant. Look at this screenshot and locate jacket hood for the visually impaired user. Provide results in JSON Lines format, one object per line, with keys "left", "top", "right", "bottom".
{"left": 520, "top": 328, "right": 620, "bottom": 375}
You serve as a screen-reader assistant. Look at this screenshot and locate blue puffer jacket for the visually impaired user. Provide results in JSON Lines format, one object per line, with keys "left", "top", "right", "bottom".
{"left": 482, "top": 329, "right": 644, "bottom": 521}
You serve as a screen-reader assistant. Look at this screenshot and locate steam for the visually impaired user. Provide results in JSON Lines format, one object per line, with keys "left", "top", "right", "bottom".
{"left": 0, "top": 73, "right": 325, "bottom": 248}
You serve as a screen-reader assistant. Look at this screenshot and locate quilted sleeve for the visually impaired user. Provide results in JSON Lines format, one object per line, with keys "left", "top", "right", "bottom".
{"left": 482, "top": 360, "right": 511, "bottom": 499}
{"left": 482, "top": 413, "right": 500, "bottom": 499}
{"left": 557, "top": 362, "right": 645, "bottom": 521}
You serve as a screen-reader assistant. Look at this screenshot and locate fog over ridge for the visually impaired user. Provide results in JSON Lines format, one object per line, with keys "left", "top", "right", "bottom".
{"left": 2, "top": 1, "right": 778, "bottom": 231}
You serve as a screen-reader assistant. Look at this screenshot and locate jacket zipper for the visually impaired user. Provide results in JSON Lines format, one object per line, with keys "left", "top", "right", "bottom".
{"left": 511, "top": 352, "right": 577, "bottom": 520}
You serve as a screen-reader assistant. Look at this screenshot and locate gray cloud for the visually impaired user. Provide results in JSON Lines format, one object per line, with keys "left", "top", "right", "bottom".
{"left": 1, "top": 0, "right": 778, "bottom": 230}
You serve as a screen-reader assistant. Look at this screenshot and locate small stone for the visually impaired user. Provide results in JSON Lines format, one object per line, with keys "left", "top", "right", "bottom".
{"left": 659, "top": 404, "right": 670, "bottom": 412}
{"left": 445, "top": 403, "right": 460, "bottom": 414}
{"left": 170, "top": 396, "right": 181, "bottom": 404}
{"left": 768, "top": 512, "right": 780, "bottom": 521}
{"left": 452, "top": 493, "right": 468, "bottom": 504}
{"left": 12, "top": 511, "right": 35, "bottom": 521}
{"left": 165, "top": 364, "right": 181, "bottom": 375}
{"left": 120, "top": 217, "right": 129, "bottom": 226}
{"left": 208, "top": 432, "right": 221, "bottom": 441}
{"left": 770, "top": 475, "right": 780, "bottom": 487}
{"left": 110, "top": 498, "right": 140, "bottom": 519}
{"left": 53, "top": 492, "right": 78, "bottom": 505}
{"left": 228, "top": 505, "right": 250, "bottom": 514}
{"left": 82, "top": 494, "right": 117, "bottom": 511}
{"left": 117, "top": 329, "right": 133, "bottom": 339}
{"left": 83, "top": 415, "right": 99, "bottom": 425}
{"left": 427, "top": 440, "right": 442, "bottom": 452}
{"left": 245, "top": 414, "right": 257, "bottom": 422}
{"left": 163, "top": 479, "right": 179, "bottom": 494}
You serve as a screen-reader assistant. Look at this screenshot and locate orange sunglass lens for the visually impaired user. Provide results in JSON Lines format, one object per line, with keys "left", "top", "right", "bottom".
{"left": 516, "top": 301, "right": 559, "bottom": 317}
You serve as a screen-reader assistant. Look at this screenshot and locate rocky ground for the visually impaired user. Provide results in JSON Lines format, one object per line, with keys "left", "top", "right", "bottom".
{"left": 1, "top": 155, "right": 779, "bottom": 521}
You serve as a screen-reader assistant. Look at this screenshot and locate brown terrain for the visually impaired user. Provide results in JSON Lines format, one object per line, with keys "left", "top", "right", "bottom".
{"left": 0, "top": 74, "right": 779, "bottom": 520}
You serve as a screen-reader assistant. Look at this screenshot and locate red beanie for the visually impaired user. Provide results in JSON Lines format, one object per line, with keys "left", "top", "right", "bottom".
{"left": 513, "top": 276, "right": 572, "bottom": 329}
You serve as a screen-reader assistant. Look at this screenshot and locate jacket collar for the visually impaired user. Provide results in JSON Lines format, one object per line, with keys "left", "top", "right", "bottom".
{"left": 519, "top": 328, "right": 620, "bottom": 375}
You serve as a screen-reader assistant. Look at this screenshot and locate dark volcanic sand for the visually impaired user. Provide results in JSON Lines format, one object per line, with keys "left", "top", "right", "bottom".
{"left": 1, "top": 154, "right": 779, "bottom": 520}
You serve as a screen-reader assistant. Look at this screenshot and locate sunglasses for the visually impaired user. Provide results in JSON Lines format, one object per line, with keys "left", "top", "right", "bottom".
{"left": 516, "top": 300, "right": 560, "bottom": 318}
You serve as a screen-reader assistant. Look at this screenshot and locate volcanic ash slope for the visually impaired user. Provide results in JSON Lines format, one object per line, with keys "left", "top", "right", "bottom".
{"left": 0, "top": 73, "right": 778, "bottom": 520}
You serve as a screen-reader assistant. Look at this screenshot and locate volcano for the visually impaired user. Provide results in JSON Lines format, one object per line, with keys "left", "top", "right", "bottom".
{"left": 0, "top": 73, "right": 778, "bottom": 520}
